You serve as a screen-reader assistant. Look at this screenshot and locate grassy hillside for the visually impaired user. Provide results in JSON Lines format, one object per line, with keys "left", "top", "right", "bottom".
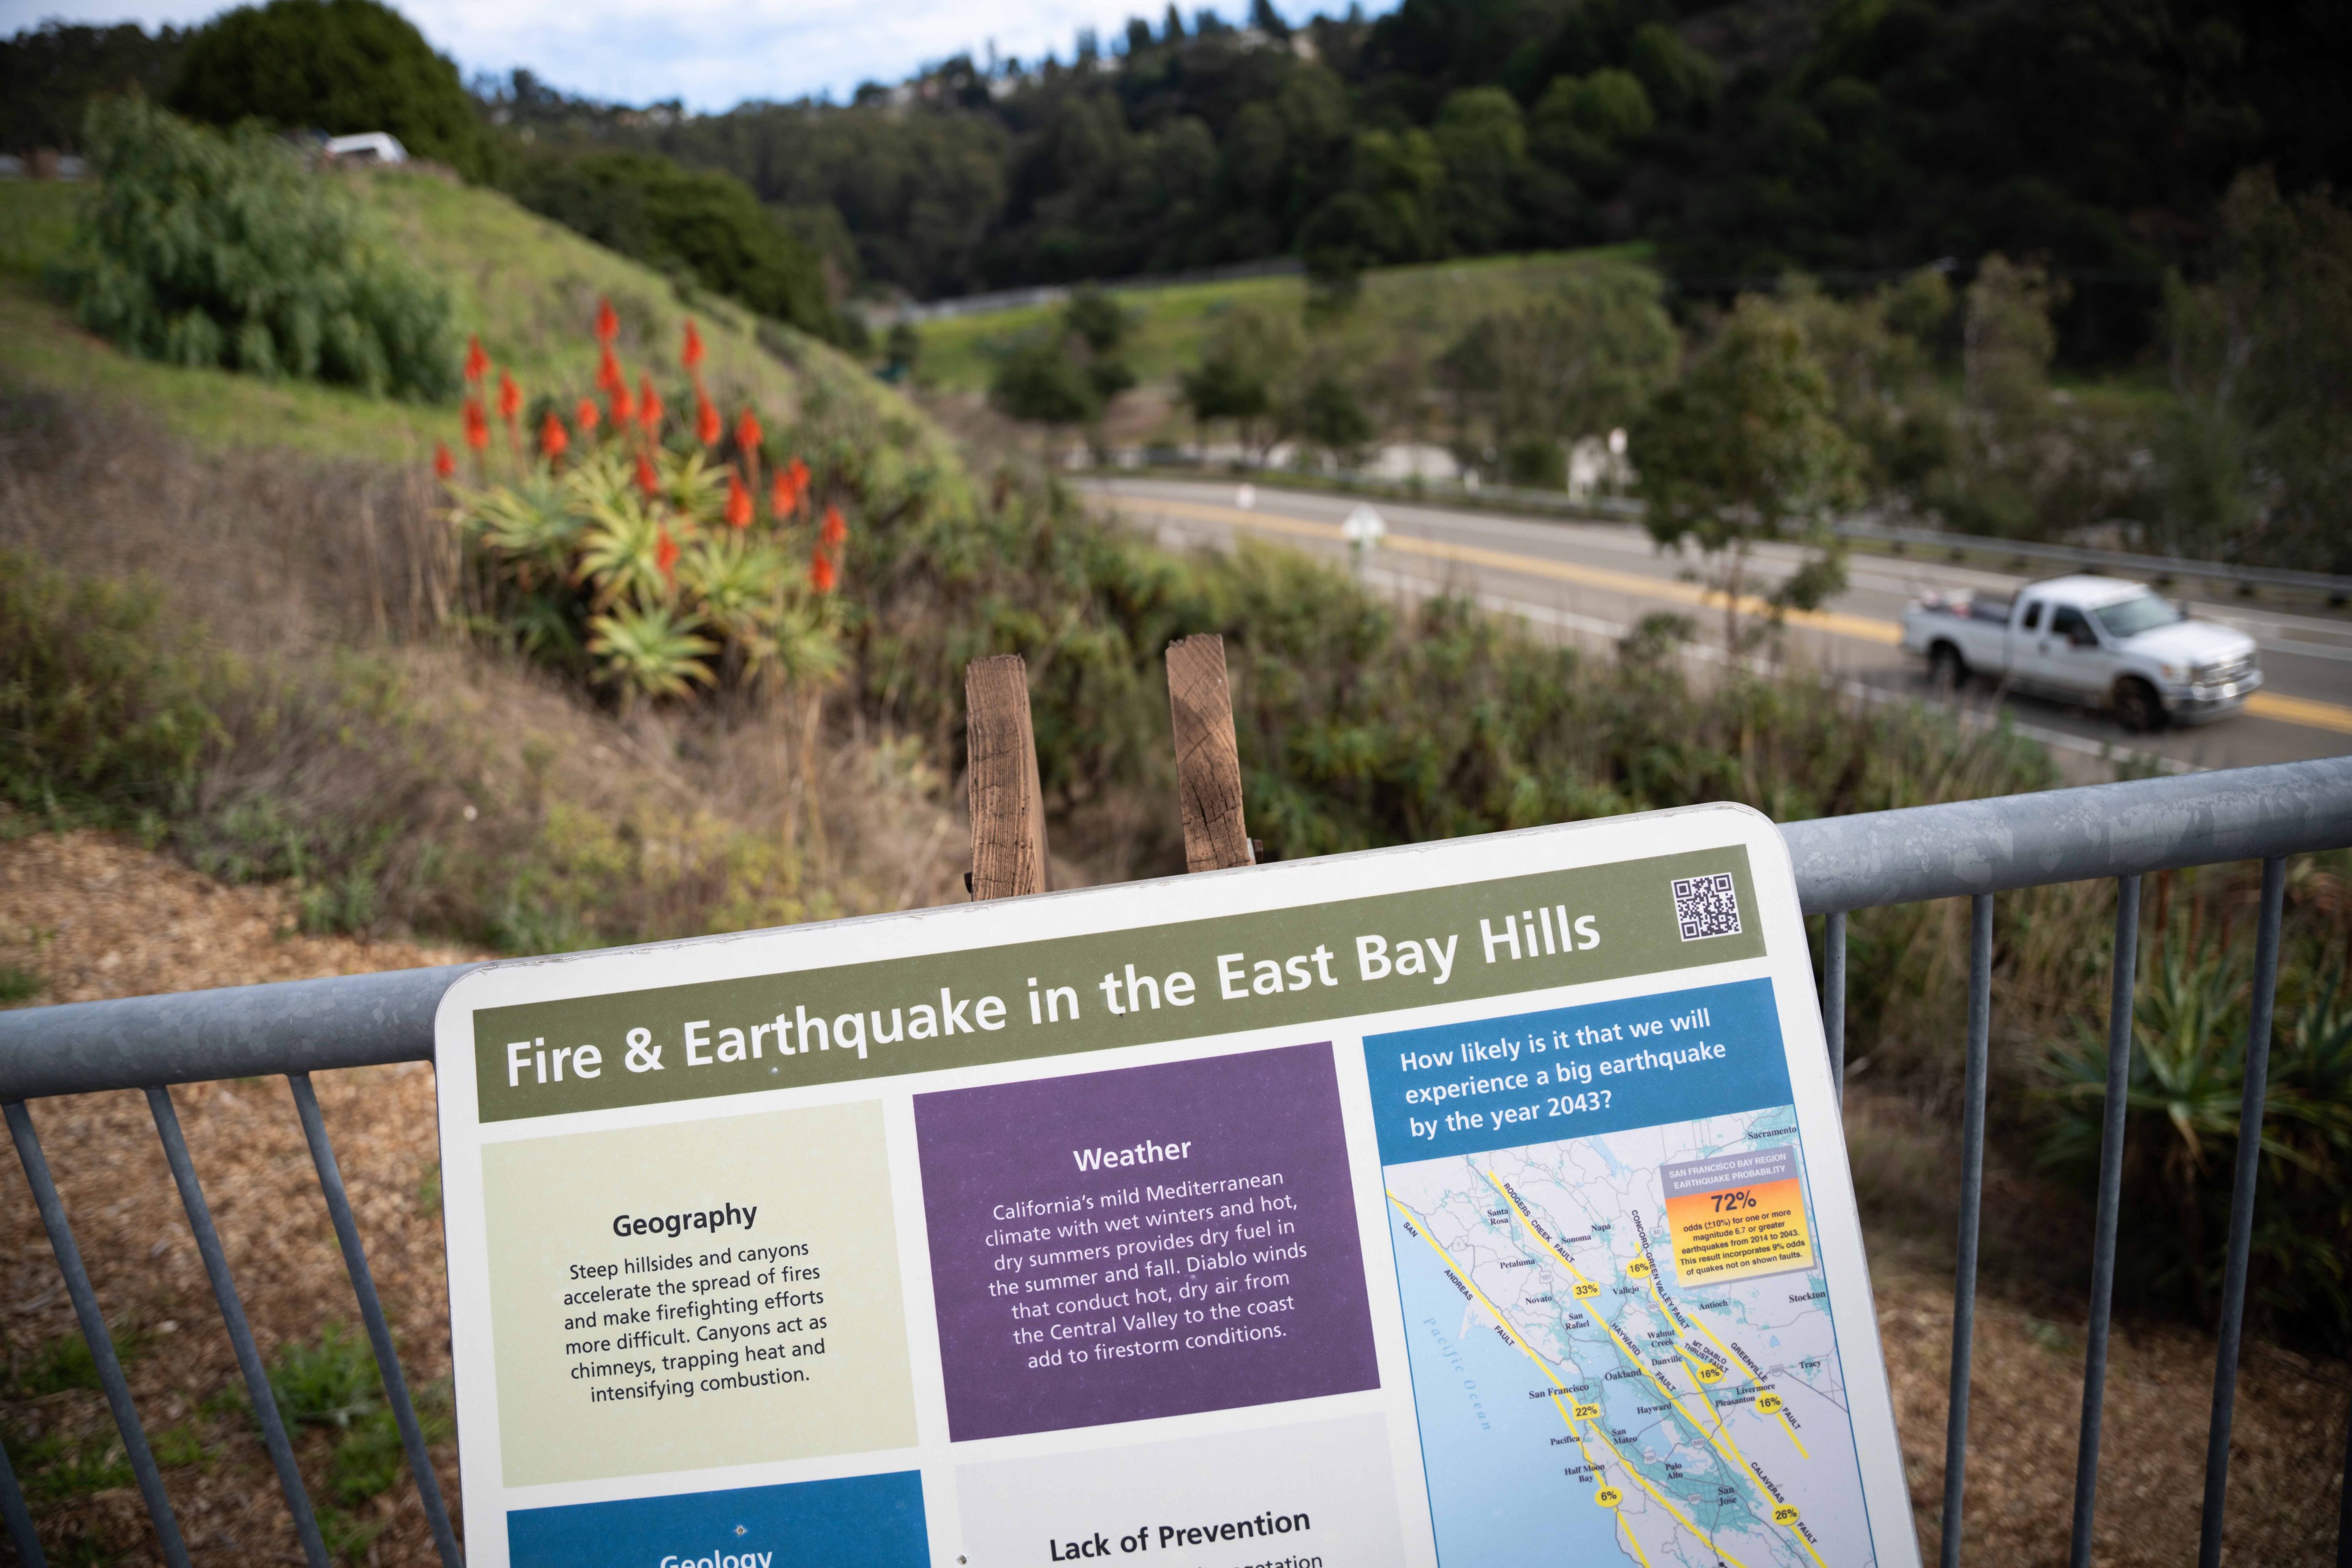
{"left": 0, "top": 172, "right": 942, "bottom": 466}
{"left": 908, "top": 246, "right": 1648, "bottom": 394}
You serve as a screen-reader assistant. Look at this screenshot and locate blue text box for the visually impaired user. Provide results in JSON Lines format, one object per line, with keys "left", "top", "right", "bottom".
{"left": 1363, "top": 978, "right": 1790, "bottom": 1164}
{"left": 507, "top": 1471, "right": 926, "bottom": 1568}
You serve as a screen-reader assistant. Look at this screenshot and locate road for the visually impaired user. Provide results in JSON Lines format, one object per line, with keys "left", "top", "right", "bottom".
{"left": 1087, "top": 477, "right": 2352, "bottom": 775}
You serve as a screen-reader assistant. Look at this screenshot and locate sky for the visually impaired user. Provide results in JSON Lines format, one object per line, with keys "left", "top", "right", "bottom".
{"left": 1, "top": 0, "right": 1322, "bottom": 111}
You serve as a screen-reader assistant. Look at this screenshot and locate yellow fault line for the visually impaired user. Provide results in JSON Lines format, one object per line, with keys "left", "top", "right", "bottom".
{"left": 1638, "top": 1246, "right": 1813, "bottom": 1461}
{"left": 1775, "top": 1408, "right": 1812, "bottom": 1461}
{"left": 1388, "top": 1194, "right": 1753, "bottom": 1568}
{"left": 1480, "top": 1170, "right": 1836, "bottom": 1565}
{"left": 1477, "top": 1172, "right": 1757, "bottom": 1479}
{"left": 1109, "top": 492, "right": 2352, "bottom": 736}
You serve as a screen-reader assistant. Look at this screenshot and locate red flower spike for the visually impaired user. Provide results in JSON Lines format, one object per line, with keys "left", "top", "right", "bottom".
{"left": 655, "top": 526, "right": 680, "bottom": 585}
{"left": 596, "top": 346, "right": 622, "bottom": 395}
{"left": 785, "top": 456, "right": 810, "bottom": 514}
{"left": 636, "top": 451, "right": 661, "bottom": 497}
{"left": 638, "top": 377, "right": 663, "bottom": 435}
{"left": 464, "top": 336, "right": 488, "bottom": 383}
{"left": 725, "top": 472, "right": 753, "bottom": 529}
{"left": 696, "top": 394, "right": 720, "bottom": 447}
{"left": 682, "top": 319, "right": 705, "bottom": 371}
{"left": 461, "top": 398, "right": 489, "bottom": 451}
{"left": 575, "top": 397, "right": 601, "bottom": 435}
{"left": 820, "top": 505, "right": 847, "bottom": 547}
{"left": 809, "top": 552, "right": 837, "bottom": 594}
{"left": 734, "top": 409, "right": 762, "bottom": 454}
{"left": 433, "top": 441, "right": 456, "bottom": 480}
{"left": 769, "top": 472, "right": 794, "bottom": 516}
{"left": 595, "top": 298, "right": 619, "bottom": 345}
{"left": 609, "top": 379, "right": 635, "bottom": 426}
{"left": 497, "top": 370, "right": 521, "bottom": 423}
{"left": 539, "top": 410, "right": 570, "bottom": 462}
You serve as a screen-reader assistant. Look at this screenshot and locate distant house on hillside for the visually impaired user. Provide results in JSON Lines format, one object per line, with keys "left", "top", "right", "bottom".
{"left": 323, "top": 132, "right": 406, "bottom": 165}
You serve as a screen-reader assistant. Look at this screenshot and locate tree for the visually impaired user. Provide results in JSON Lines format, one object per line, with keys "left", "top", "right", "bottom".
{"left": 1289, "top": 369, "right": 1375, "bottom": 466}
{"left": 1431, "top": 88, "right": 1526, "bottom": 254}
{"left": 1180, "top": 303, "right": 1302, "bottom": 458}
{"left": 0, "top": 21, "right": 189, "bottom": 154}
{"left": 1632, "top": 296, "right": 1861, "bottom": 650}
{"left": 2157, "top": 171, "right": 2352, "bottom": 571}
{"left": 990, "top": 336, "right": 1100, "bottom": 428}
{"left": 1437, "top": 262, "right": 1679, "bottom": 478}
{"left": 168, "top": 0, "right": 494, "bottom": 181}
{"left": 512, "top": 151, "right": 836, "bottom": 341}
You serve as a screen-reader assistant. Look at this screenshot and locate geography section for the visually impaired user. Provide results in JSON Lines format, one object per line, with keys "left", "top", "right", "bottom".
{"left": 912, "top": 1042, "right": 1381, "bottom": 1441}
{"left": 1366, "top": 980, "right": 1879, "bottom": 1568}
{"left": 479, "top": 1101, "right": 917, "bottom": 1487}
{"left": 505, "top": 1470, "right": 927, "bottom": 1568}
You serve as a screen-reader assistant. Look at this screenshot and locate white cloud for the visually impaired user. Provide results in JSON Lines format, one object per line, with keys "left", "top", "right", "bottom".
{"left": 2, "top": 0, "right": 1305, "bottom": 111}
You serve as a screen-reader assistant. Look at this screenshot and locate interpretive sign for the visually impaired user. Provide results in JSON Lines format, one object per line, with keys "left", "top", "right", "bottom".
{"left": 434, "top": 802, "right": 1919, "bottom": 1568}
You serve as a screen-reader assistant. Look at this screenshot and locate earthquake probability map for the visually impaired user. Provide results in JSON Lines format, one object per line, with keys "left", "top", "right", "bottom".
{"left": 1368, "top": 979, "right": 1878, "bottom": 1568}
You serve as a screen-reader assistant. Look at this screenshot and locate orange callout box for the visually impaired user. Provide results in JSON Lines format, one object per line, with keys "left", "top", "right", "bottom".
{"left": 1660, "top": 1146, "right": 1815, "bottom": 1285}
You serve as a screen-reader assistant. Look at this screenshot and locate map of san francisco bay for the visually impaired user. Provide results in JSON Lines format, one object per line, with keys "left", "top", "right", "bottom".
{"left": 1384, "top": 1109, "right": 1874, "bottom": 1568}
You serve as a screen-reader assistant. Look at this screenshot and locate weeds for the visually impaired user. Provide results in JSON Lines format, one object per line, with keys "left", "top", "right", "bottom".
{"left": 268, "top": 1324, "right": 379, "bottom": 1431}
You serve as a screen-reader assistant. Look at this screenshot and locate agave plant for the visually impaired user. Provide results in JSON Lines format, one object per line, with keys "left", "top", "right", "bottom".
{"left": 586, "top": 603, "right": 718, "bottom": 699}
{"left": 576, "top": 496, "right": 688, "bottom": 610}
{"left": 459, "top": 475, "right": 581, "bottom": 576}
{"left": 679, "top": 531, "right": 788, "bottom": 644}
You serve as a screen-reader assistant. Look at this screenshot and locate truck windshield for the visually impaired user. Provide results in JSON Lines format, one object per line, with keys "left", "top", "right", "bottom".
{"left": 2094, "top": 593, "right": 2186, "bottom": 639}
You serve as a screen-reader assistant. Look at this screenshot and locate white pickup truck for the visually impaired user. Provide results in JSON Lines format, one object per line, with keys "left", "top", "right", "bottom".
{"left": 1901, "top": 574, "right": 2261, "bottom": 729}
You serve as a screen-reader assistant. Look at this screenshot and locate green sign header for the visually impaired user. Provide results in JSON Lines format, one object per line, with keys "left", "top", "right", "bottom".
{"left": 470, "top": 845, "right": 1762, "bottom": 1121}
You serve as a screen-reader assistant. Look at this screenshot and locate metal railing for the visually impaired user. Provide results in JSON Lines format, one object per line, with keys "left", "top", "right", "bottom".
{"left": 3, "top": 758, "right": 2351, "bottom": 1566}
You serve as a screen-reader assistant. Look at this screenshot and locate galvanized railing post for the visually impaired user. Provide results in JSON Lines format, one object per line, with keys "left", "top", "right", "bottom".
{"left": 1940, "top": 893, "right": 1994, "bottom": 1568}
{"left": 3, "top": 1101, "right": 194, "bottom": 1568}
{"left": 1823, "top": 911, "right": 1848, "bottom": 1106}
{"left": 2068, "top": 875, "right": 2141, "bottom": 1568}
{"left": 146, "top": 1086, "right": 331, "bottom": 1567}
{"left": 0, "top": 1429, "right": 43, "bottom": 1566}
{"left": 287, "top": 1074, "right": 465, "bottom": 1568}
{"left": 2198, "top": 856, "right": 2286, "bottom": 1568}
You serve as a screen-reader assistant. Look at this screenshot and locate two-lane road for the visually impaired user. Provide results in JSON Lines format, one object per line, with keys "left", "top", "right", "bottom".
{"left": 1088, "top": 477, "right": 2352, "bottom": 774}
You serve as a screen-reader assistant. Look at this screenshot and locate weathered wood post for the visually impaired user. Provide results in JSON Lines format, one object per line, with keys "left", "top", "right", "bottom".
{"left": 1165, "top": 634, "right": 1256, "bottom": 872}
{"left": 965, "top": 654, "right": 1049, "bottom": 900}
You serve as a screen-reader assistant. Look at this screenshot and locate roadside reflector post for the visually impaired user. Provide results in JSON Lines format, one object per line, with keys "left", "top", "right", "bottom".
{"left": 965, "top": 654, "right": 1049, "bottom": 900}
{"left": 1166, "top": 634, "right": 1255, "bottom": 873}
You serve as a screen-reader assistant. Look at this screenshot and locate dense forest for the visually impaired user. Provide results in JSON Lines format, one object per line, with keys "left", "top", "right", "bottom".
{"left": 7, "top": 0, "right": 2342, "bottom": 359}
{"left": 559, "top": 0, "right": 2346, "bottom": 361}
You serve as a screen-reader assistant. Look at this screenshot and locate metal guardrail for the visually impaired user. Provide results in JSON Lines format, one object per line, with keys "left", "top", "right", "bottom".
{"left": 2, "top": 758, "right": 2350, "bottom": 1565}
{"left": 1834, "top": 519, "right": 2352, "bottom": 600}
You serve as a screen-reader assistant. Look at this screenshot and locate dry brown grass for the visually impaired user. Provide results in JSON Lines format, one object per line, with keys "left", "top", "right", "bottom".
{"left": 1, "top": 832, "right": 2343, "bottom": 1566}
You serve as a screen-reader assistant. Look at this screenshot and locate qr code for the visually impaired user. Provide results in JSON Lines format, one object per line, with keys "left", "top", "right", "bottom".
{"left": 1672, "top": 873, "right": 1742, "bottom": 941}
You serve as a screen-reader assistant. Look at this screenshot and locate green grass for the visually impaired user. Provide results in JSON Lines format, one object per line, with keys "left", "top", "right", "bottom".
{"left": 910, "top": 246, "right": 1652, "bottom": 392}
{"left": 0, "top": 172, "right": 821, "bottom": 462}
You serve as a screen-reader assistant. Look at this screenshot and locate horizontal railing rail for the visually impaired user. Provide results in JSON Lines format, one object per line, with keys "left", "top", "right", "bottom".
{"left": 1, "top": 755, "right": 2349, "bottom": 1566}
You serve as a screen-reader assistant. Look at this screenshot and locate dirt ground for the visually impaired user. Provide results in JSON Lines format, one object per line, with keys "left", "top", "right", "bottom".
{"left": 0, "top": 829, "right": 2345, "bottom": 1566}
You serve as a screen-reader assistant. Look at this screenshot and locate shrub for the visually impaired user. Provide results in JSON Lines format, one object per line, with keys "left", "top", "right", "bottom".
{"left": 167, "top": 0, "right": 494, "bottom": 181}
{"left": 54, "top": 96, "right": 459, "bottom": 400}
{"left": 0, "top": 548, "right": 224, "bottom": 829}
{"left": 2041, "top": 900, "right": 2352, "bottom": 1342}
{"left": 511, "top": 151, "right": 835, "bottom": 341}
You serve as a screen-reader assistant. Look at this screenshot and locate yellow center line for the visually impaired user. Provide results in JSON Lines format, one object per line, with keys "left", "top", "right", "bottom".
{"left": 1106, "top": 491, "right": 2352, "bottom": 736}
{"left": 1388, "top": 1194, "right": 1754, "bottom": 1568}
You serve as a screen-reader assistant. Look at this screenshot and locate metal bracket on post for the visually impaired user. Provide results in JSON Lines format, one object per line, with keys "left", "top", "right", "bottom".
{"left": 965, "top": 654, "right": 1049, "bottom": 901}
{"left": 1166, "top": 635, "right": 1256, "bottom": 873}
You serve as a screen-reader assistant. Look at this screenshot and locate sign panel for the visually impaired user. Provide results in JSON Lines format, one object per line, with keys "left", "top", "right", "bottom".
{"left": 435, "top": 803, "right": 1920, "bottom": 1568}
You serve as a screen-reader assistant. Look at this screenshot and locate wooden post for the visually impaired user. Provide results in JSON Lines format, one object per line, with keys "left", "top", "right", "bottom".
{"left": 965, "top": 654, "right": 1049, "bottom": 900}
{"left": 1166, "top": 634, "right": 1255, "bottom": 872}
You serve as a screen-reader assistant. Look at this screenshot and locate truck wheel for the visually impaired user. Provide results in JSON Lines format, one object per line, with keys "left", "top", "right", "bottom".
{"left": 1929, "top": 642, "right": 1969, "bottom": 693}
{"left": 2114, "top": 677, "right": 2167, "bottom": 733}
